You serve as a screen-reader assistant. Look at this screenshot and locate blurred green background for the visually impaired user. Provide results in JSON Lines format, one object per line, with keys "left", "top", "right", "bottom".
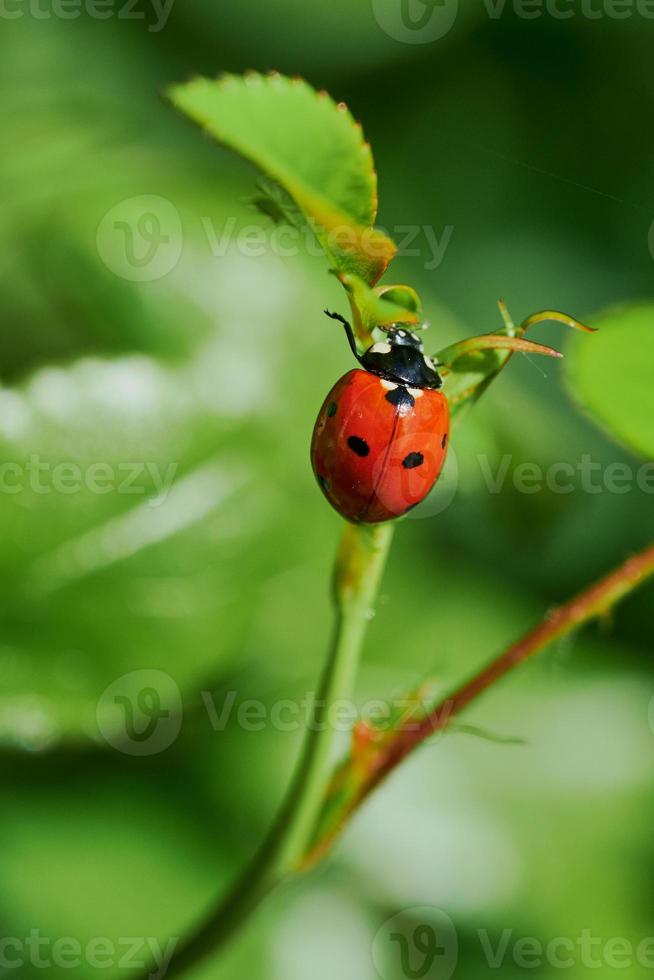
{"left": 1, "top": 2, "right": 654, "bottom": 978}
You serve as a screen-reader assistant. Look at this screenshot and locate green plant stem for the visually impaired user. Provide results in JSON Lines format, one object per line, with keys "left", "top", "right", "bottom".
{"left": 303, "top": 539, "right": 654, "bottom": 865}
{"left": 135, "top": 521, "right": 394, "bottom": 980}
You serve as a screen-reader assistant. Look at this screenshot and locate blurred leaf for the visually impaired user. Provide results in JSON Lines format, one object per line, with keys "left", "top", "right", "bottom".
{"left": 0, "top": 757, "right": 242, "bottom": 979}
{"left": 567, "top": 302, "right": 654, "bottom": 459}
{"left": 0, "top": 347, "right": 280, "bottom": 750}
{"left": 169, "top": 72, "right": 397, "bottom": 285}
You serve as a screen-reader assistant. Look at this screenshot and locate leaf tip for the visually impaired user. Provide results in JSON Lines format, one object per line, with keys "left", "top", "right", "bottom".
{"left": 165, "top": 74, "right": 201, "bottom": 107}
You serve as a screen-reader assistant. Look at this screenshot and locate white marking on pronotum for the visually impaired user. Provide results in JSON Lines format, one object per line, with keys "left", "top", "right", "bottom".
{"left": 407, "top": 387, "right": 423, "bottom": 398}
{"left": 423, "top": 354, "right": 436, "bottom": 370}
{"left": 370, "top": 342, "right": 391, "bottom": 354}
{"left": 380, "top": 379, "right": 398, "bottom": 390}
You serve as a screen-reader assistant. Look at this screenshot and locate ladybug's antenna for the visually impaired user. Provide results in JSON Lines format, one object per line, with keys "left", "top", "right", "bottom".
{"left": 324, "top": 310, "right": 364, "bottom": 363}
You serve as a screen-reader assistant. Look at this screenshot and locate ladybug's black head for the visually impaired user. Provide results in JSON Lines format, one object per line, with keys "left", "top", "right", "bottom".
{"left": 385, "top": 327, "right": 423, "bottom": 350}
{"left": 361, "top": 325, "right": 442, "bottom": 390}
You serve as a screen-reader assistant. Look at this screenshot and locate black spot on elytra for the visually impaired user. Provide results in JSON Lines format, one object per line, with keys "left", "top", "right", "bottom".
{"left": 385, "top": 386, "right": 415, "bottom": 410}
{"left": 402, "top": 452, "right": 424, "bottom": 469}
{"left": 347, "top": 436, "right": 370, "bottom": 457}
{"left": 327, "top": 402, "right": 337, "bottom": 417}
{"left": 317, "top": 475, "right": 330, "bottom": 492}
{"left": 441, "top": 433, "right": 448, "bottom": 449}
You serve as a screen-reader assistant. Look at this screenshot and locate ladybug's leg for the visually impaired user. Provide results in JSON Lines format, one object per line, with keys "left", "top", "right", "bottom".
{"left": 324, "top": 310, "right": 364, "bottom": 363}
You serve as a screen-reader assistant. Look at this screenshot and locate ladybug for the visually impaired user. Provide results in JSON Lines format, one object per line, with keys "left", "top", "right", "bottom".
{"left": 311, "top": 311, "right": 450, "bottom": 524}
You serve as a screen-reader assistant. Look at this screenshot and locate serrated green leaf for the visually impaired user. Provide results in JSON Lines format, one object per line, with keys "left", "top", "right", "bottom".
{"left": 566, "top": 302, "right": 654, "bottom": 459}
{"left": 169, "top": 72, "right": 396, "bottom": 284}
{"left": 0, "top": 355, "right": 256, "bottom": 750}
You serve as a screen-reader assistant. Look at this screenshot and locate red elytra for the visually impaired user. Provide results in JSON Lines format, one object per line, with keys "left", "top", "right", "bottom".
{"left": 311, "top": 368, "right": 450, "bottom": 524}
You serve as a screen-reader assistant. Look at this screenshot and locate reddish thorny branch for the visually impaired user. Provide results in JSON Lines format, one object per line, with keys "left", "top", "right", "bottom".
{"left": 303, "top": 540, "right": 654, "bottom": 865}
